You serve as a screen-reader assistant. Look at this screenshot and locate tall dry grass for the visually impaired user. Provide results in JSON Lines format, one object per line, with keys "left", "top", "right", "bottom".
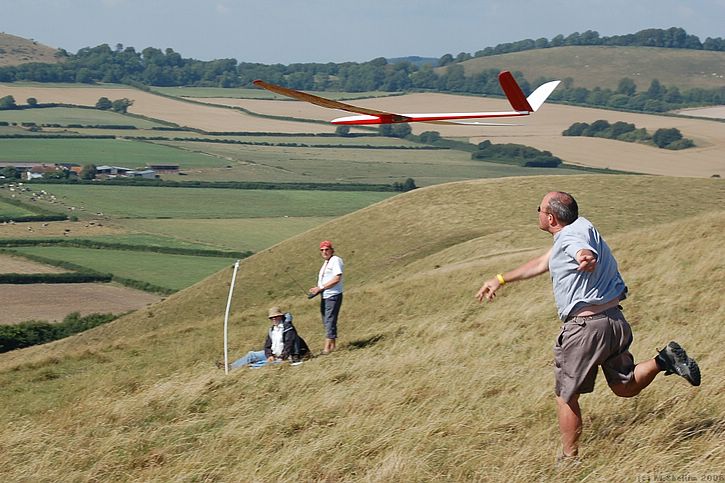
{"left": 0, "top": 175, "right": 723, "bottom": 482}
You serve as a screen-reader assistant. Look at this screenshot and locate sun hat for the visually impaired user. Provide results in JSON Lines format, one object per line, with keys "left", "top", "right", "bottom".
{"left": 319, "top": 240, "right": 333, "bottom": 249}
{"left": 268, "top": 306, "right": 284, "bottom": 318}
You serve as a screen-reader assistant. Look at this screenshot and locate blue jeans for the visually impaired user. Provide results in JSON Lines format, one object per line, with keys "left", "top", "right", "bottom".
{"left": 229, "top": 350, "right": 266, "bottom": 370}
{"left": 321, "top": 294, "right": 343, "bottom": 339}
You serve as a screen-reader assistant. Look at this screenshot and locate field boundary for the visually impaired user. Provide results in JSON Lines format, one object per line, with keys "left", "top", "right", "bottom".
{"left": 27, "top": 177, "right": 405, "bottom": 192}
{"left": 0, "top": 238, "right": 251, "bottom": 258}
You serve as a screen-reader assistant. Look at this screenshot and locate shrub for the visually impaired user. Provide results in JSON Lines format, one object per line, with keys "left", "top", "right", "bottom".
{"left": 618, "top": 128, "right": 651, "bottom": 142}
{"left": 419, "top": 131, "right": 441, "bottom": 143}
{"left": 609, "top": 121, "right": 636, "bottom": 138}
{"left": 471, "top": 140, "right": 561, "bottom": 167}
{"left": 0, "top": 312, "right": 117, "bottom": 353}
{"left": 584, "top": 120, "right": 611, "bottom": 136}
{"left": 562, "top": 122, "right": 588, "bottom": 136}
{"left": 652, "top": 128, "right": 683, "bottom": 148}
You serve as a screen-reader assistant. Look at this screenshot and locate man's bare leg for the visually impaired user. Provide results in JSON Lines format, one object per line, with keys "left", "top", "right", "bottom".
{"left": 556, "top": 394, "right": 582, "bottom": 457}
{"left": 610, "top": 358, "right": 661, "bottom": 397}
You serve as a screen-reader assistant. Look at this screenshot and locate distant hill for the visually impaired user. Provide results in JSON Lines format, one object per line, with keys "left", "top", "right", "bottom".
{"left": 444, "top": 45, "right": 725, "bottom": 91}
{"left": 0, "top": 32, "right": 62, "bottom": 67}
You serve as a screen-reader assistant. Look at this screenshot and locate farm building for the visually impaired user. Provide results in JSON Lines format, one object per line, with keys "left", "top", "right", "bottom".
{"left": 95, "top": 165, "right": 133, "bottom": 177}
{"left": 26, "top": 165, "right": 64, "bottom": 180}
{"left": 146, "top": 163, "right": 179, "bottom": 174}
{"left": 0, "top": 162, "right": 74, "bottom": 180}
{"left": 126, "top": 169, "right": 158, "bottom": 179}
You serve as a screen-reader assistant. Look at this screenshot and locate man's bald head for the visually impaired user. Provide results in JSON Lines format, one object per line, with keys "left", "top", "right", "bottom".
{"left": 545, "top": 191, "right": 579, "bottom": 225}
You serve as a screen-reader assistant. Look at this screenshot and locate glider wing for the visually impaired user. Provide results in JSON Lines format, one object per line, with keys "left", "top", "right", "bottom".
{"left": 253, "top": 71, "right": 560, "bottom": 126}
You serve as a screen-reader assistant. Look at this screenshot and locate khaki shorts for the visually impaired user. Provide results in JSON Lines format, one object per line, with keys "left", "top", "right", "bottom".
{"left": 554, "top": 306, "right": 635, "bottom": 402}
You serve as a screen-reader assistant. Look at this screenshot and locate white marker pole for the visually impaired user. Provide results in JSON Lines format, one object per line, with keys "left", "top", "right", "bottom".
{"left": 223, "top": 260, "right": 240, "bottom": 376}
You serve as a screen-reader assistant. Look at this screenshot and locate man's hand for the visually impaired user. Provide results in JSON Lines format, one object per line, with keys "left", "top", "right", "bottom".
{"left": 576, "top": 249, "right": 597, "bottom": 272}
{"left": 309, "top": 286, "right": 322, "bottom": 296}
{"left": 476, "top": 277, "right": 501, "bottom": 303}
{"left": 267, "top": 356, "right": 275, "bottom": 362}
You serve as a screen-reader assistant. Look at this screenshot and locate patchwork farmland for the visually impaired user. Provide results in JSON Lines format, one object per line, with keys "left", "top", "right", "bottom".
{"left": 1, "top": 78, "right": 723, "bottom": 326}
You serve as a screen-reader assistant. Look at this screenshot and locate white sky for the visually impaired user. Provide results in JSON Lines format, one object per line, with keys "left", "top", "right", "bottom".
{"left": 2, "top": 0, "right": 724, "bottom": 64}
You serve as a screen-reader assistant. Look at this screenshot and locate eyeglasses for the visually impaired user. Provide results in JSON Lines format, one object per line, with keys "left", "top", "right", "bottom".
{"left": 537, "top": 206, "right": 551, "bottom": 214}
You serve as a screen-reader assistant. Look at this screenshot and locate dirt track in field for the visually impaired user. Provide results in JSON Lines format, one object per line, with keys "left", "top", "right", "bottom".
{"left": 0, "top": 283, "right": 162, "bottom": 324}
{"left": 675, "top": 106, "right": 725, "bottom": 120}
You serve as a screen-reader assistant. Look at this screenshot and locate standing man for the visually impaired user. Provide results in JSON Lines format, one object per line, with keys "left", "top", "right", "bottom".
{"left": 309, "top": 240, "right": 344, "bottom": 355}
{"left": 476, "top": 191, "right": 700, "bottom": 461}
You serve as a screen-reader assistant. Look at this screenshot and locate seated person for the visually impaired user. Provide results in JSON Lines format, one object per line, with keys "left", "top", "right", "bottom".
{"left": 220, "top": 306, "right": 309, "bottom": 371}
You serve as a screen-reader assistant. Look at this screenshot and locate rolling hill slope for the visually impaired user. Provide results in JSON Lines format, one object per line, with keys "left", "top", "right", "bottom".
{"left": 446, "top": 46, "right": 725, "bottom": 90}
{"left": 0, "top": 175, "right": 723, "bottom": 481}
{"left": 0, "top": 32, "right": 61, "bottom": 66}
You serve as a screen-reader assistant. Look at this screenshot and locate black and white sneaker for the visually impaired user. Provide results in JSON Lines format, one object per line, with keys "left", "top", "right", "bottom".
{"left": 656, "top": 341, "right": 701, "bottom": 386}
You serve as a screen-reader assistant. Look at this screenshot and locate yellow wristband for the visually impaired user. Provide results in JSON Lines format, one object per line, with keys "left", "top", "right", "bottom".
{"left": 496, "top": 273, "right": 506, "bottom": 285}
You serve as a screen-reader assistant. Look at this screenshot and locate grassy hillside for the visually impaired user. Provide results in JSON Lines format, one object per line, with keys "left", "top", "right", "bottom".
{"left": 0, "top": 33, "right": 60, "bottom": 66}
{"left": 0, "top": 175, "right": 723, "bottom": 481}
{"left": 450, "top": 46, "right": 725, "bottom": 90}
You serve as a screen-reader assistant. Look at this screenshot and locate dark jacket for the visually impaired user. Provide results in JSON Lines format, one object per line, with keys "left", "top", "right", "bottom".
{"left": 263, "top": 314, "right": 309, "bottom": 360}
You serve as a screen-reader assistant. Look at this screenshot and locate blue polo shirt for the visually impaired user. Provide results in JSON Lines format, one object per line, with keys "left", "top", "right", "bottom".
{"left": 549, "top": 217, "right": 627, "bottom": 321}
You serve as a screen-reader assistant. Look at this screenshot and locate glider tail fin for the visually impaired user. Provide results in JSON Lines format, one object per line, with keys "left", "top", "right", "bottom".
{"left": 498, "top": 71, "right": 560, "bottom": 113}
{"left": 526, "top": 79, "right": 561, "bottom": 112}
{"left": 498, "top": 71, "right": 532, "bottom": 112}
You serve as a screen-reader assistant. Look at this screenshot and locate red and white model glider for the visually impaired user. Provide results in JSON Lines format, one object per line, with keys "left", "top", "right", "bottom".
{"left": 253, "top": 71, "right": 560, "bottom": 126}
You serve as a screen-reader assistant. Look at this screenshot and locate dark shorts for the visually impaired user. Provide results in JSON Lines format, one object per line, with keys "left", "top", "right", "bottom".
{"left": 320, "top": 294, "right": 343, "bottom": 339}
{"left": 554, "top": 306, "right": 635, "bottom": 402}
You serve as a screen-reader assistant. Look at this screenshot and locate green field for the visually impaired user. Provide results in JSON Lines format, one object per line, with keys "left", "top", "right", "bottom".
{"left": 1, "top": 127, "right": 590, "bottom": 185}
{"left": 0, "top": 107, "right": 165, "bottom": 128}
{"left": 27, "top": 184, "right": 394, "bottom": 218}
{"left": 119, "top": 216, "right": 335, "bottom": 252}
{"left": 0, "top": 138, "right": 216, "bottom": 166}
{"left": 154, "top": 140, "right": 587, "bottom": 184}
{"left": 9, "top": 246, "right": 235, "bottom": 290}
{"left": 2, "top": 184, "right": 393, "bottom": 293}
{"left": 0, "top": 199, "right": 34, "bottom": 217}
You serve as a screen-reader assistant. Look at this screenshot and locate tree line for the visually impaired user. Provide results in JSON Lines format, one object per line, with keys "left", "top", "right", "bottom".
{"left": 562, "top": 120, "right": 694, "bottom": 150}
{"left": 439, "top": 27, "right": 725, "bottom": 65}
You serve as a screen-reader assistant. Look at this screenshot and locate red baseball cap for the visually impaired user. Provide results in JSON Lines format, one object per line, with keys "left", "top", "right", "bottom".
{"left": 319, "top": 240, "right": 333, "bottom": 249}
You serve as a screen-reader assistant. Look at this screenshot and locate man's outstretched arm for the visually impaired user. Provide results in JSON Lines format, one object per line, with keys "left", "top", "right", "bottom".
{"left": 476, "top": 248, "right": 552, "bottom": 302}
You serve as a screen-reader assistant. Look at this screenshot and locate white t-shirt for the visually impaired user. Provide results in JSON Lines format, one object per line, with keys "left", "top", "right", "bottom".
{"left": 318, "top": 255, "right": 344, "bottom": 299}
{"left": 270, "top": 324, "right": 284, "bottom": 357}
